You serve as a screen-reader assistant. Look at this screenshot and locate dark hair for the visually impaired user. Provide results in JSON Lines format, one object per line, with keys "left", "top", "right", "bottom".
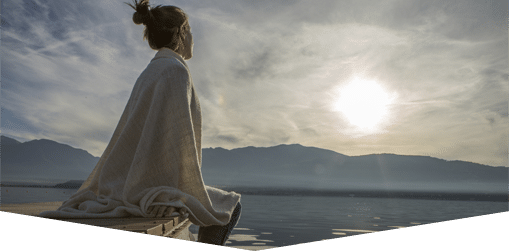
{"left": 125, "top": 0, "right": 189, "bottom": 51}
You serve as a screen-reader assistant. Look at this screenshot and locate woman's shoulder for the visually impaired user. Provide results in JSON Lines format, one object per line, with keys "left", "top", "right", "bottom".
{"left": 151, "top": 49, "right": 189, "bottom": 70}
{"left": 150, "top": 56, "right": 188, "bottom": 75}
{"left": 135, "top": 49, "right": 191, "bottom": 89}
{"left": 139, "top": 58, "right": 190, "bottom": 87}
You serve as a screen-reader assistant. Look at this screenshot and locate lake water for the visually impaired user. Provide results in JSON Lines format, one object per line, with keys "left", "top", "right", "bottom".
{"left": 1, "top": 186, "right": 507, "bottom": 247}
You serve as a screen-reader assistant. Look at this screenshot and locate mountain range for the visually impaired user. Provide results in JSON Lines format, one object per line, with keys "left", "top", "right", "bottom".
{"left": 200, "top": 145, "right": 507, "bottom": 194}
{"left": 1, "top": 136, "right": 99, "bottom": 184}
{"left": 1, "top": 136, "right": 507, "bottom": 194}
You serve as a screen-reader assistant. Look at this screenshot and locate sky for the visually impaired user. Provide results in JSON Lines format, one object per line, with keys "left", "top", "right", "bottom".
{"left": 1, "top": 0, "right": 508, "bottom": 167}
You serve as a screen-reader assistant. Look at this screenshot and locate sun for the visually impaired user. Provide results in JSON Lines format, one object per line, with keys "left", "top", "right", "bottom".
{"left": 334, "top": 78, "right": 393, "bottom": 130}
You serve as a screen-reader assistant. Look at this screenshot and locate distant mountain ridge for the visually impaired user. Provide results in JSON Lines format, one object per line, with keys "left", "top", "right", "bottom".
{"left": 1, "top": 136, "right": 507, "bottom": 195}
{"left": 201, "top": 144, "right": 508, "bottom": 193}
{"left": 1, "top": 136, "right": 99, "bottom": 184}
{"left": 1, "top": 136, "right": 22, "bottom": 146}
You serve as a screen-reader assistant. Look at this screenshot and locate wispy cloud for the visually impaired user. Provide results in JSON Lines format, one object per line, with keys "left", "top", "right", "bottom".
{"left": 2, "top": 0, "right": 507, "bottom": 166}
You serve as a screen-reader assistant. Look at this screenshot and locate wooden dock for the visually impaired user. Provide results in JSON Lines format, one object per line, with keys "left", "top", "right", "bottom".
{"left": 0, "top": 201, "right": 193, "bottom": 240}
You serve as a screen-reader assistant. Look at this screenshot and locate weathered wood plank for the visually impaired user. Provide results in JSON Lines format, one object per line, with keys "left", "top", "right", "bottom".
{"left": 111, "top": 223, "right": 164, "bottom": 235}
{"left": 0, "top": 201, "right": 62, "bottom": 216}
{"left": 163, "top": 219, "right": 174, "bottom": 228}
{"left": 58, "top": 217, "right": 177, "bottom": 227}
{"left": 1, "top": 202, "right": 192, "bottom": 239}
{"left": 165, "top": 218, "right": 192, "bottom": 239}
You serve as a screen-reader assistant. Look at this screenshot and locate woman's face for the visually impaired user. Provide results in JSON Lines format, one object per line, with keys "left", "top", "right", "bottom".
{"left": 181, "top": 26, "right": 193, "bottom": 60}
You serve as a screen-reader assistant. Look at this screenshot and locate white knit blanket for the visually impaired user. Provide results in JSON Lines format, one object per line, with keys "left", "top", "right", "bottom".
{"left": 40, "top": 48, "right": 241, "bottom": 227}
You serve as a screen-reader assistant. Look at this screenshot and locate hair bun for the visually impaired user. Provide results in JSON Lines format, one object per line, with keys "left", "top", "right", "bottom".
{"left": 132, "top": 11, "right": 149, "bottom": 25}
{"left": 126, "top": 0, "right": 152, "bottom": 25}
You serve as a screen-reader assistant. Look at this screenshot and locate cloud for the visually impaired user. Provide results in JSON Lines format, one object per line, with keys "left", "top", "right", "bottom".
{"left": 1, "top": 0, "right": 153, "bottom": 155}
{"left": 2, "top": 0, "right": 507, "bottom": 166}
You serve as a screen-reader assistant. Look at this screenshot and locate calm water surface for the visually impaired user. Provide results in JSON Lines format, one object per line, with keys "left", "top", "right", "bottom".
{"left": 2, "top": 187, "right": 507, "bottom": 247}
{"left": 226, "top": 194, "right": 507, "bottom": 247}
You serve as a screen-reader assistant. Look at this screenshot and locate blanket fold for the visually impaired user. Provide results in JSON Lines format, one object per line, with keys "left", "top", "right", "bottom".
{"left": 40, "top": 48, "right": 240, "bottom": 227}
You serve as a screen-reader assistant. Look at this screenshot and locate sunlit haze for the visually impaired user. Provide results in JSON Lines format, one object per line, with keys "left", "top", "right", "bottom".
{"left": 334, "top": 78, "right": 395, "bottom": 132}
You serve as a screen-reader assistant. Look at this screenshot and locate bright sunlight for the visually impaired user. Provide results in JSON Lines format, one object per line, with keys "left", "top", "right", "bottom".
{"left": 334, "top": 78, "right": 393, "bottom": 131}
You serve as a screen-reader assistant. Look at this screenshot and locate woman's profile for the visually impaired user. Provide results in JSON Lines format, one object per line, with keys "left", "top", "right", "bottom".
{"left": 40, "top": 0, "right": 241, "bottom": 245}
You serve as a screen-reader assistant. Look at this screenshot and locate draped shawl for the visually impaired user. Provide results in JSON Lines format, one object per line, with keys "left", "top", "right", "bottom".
{"left": 40, "top": 48, "right": 241, "bottom": 227}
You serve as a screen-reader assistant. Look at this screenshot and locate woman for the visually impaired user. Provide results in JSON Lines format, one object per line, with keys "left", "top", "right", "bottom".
{"left": 40, "top": 0, "right": 241, "bottom": 246}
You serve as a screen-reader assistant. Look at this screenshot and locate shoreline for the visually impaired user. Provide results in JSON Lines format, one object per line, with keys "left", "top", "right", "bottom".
{"left": 1, "top": 184, "right": 71, "bottom": 188}
{"left": 2, "top": 184, "right": 507, "bottom": 202}
{"left": 218, "top": 186, "right": 509, "bottom": 202}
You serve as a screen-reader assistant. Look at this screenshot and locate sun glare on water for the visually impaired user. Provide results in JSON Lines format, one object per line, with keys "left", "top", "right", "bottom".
{"left": 334, "top": 78, "right": 394, "bottom": 131}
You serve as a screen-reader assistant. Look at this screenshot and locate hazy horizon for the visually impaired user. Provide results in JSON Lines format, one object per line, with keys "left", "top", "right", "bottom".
{"left": 2, "top": 0, "right": 508, "bottom": 167}
{"left": 2, "top": 135, "right": 507, "bottom": 167}
{"left": 3, "top": 136, "right": 506, "bottom": 197}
